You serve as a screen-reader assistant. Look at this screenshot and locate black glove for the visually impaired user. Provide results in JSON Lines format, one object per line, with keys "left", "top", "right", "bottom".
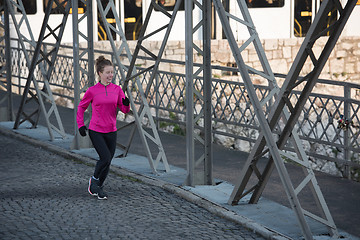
{"left": 122, "top": 97, "right": 130, "bottom": 106}
{"left": 79, "top": 126, "right": 87, "bottom": 137}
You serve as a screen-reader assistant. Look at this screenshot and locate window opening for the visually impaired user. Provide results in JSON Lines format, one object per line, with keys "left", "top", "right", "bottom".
{"left": 294, "top": 0, "right": 312, "bottom": 37}
{"left": 43, "top": 0, "right": 86, "bottom": 14}
{"left": 154, "top": 0, "right": 192, "bottom": 11}
{"left": 124, "top": 0, "right": 142, "bottom": 40}
{"left": 319, "top": 0, "right": 337, "bottom": 36}
{"left": 98, "top": 0, "right": 116, "bottom": 41}
{"left": 21, "top": 0, "right": 37, "bottom": 14}
{"left": 155, "top": 0, "right": 180, "bottom": 11}
{"left": 222, "top": 0, "right": 229, "bottom": 39}
{"left": 246, "top": 0, "right": 284, "bottom": 8}
{"left": 211, "top": 2, "right": 216, "bottom": 39}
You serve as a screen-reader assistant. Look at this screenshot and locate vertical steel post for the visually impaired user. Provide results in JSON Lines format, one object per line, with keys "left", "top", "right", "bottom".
{"left": 71, "top": 0, "right": 95, "bottom": 149}
{"left": 185, "top": 0, "right": 213, "bottom": 186}
{"left": 203, "top": 0, "right": 213, "bottom": 185}
{"left": 155, "top": 73, "right": 160, "bottom": 130}
{"left": 185, "top": 0, "right": 195, "bottom": 185}
{"left": 17, "top": 42, "right": 20, "bottom": 95}
{"left": 88, "top": 0, "right": 95, "bottom": 100}
{"left": 344, "top": 84, "right": 351, "bottom": 179}
{"left": 72, "top": 0, "right": 80, "bottom": 149}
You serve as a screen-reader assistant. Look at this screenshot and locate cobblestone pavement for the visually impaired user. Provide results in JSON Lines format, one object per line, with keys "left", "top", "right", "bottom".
{"left": 0, "top": 133, "right": 265, "bottom": 240}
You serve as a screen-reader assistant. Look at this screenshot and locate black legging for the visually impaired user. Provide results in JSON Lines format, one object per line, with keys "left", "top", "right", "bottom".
{"left": 89, "top": 129, "right": 117, "bottom": 186}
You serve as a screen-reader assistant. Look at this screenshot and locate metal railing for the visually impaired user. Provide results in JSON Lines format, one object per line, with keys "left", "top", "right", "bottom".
{"left": 2, "top": 41, "right": 360, "bottom": 180}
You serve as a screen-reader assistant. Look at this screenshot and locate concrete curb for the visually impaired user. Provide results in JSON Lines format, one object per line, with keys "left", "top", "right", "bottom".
{"left": 0, "top": 126, "right": 290, "bottom": 240}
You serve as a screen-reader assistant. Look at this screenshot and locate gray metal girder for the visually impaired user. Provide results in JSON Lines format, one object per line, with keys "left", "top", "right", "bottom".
{"left": 71, "top": 0, "right": 95, "bottom": 150}
{"left": 12, "top": 0, "right": 68, "bottom": 140}
{"left": 185, "top": 0, "right": 213, "bottom": 186}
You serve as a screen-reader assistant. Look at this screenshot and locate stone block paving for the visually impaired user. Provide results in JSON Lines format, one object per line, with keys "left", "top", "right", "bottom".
{"left": 0, "top": 134, "right": 265, "bottom": 240}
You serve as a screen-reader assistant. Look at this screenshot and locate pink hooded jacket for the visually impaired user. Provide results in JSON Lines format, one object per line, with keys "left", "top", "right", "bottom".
{"left": 77, "top": 82, "right": 130, "bottom": 133}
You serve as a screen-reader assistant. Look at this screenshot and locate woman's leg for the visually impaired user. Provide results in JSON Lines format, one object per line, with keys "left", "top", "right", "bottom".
{"left": 98, "top": 131, "right": 117, "bottom": 186}
{"left": 89, "top": 130, "right": 114, "bottom": 180}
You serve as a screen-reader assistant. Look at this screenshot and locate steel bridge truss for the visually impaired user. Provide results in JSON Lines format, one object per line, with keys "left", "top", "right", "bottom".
{"left": 123, "top": 0, "right": 214, "bottom": 185}
{"left": 96, "top": 0, "right": 170, "bottom": 174}
{"left": 118, "top": 0, "right": 355, "bottom": 236}
{"left": 10, "top": 0, "right": 68, "bottom": 140}
{"left": 214, "top": 0, "right": 357, "bottom": 239}
{"left": 71, "top": 0, "right": 95, "bottom": 149}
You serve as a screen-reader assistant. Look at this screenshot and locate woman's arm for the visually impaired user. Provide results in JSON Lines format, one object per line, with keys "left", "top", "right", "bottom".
{"left": 118, "top": 87, "right": 130, "bottom": 114}
{"left": 76, "top": 90, "right": 93, "bottom": 128}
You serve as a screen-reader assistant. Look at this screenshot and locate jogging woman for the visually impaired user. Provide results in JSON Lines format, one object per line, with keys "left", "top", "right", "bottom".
{"left": 77, "top": 56, "right": 130, "bottom": 200}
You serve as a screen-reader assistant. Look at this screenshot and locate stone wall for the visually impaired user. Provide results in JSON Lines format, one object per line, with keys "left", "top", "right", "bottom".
{"left": 91, "top": 36, "right": 360, "bottom": 85}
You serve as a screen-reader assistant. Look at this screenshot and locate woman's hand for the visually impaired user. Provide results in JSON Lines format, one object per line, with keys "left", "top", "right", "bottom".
{"left": 79, "top": 126, "right": 87, "bottom": 137}
{"left": 122, "top": 97, "right": 130, "bottom": 106}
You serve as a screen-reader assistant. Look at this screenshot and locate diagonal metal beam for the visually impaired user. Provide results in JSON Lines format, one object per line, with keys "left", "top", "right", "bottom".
{"left": 246, "top": 0, "right": 357, "bottom": 224}
{"left": 96, "top": 0, "right": 170, "bottom": 174}
{"left": 120, "top": 0, "right": 183, "bottom": 158}
{"left": 12, "top": 0, "right": 69, "bottom": 140}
